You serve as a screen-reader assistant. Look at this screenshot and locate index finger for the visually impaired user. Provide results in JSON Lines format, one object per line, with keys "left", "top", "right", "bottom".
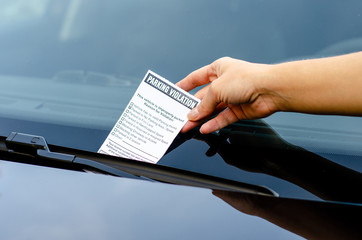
{"left": 176, "top": 64, "right": 216, "bottom": 92}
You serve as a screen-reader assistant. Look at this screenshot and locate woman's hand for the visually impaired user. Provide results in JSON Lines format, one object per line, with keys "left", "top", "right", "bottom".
{"left": 178, "top": 52, "right": 362, "bottom": 134}
{"left": 177, "top": 57, "right": 283, "bottom": 134}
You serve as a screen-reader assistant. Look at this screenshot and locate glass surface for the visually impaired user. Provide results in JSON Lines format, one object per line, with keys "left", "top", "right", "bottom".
{"left": 0, "top": 0, "right": 361, "bottom": 144}
{"left": 0, "top": 0, "right": 362, "bottom": 202}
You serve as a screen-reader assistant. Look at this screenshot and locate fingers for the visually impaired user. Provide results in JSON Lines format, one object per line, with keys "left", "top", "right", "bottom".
{"left": 181, "top": 72, "right": 241, "bottom": 134}
{"left": 199, "top": 107, "right": 242, "bottom": 134}
{"left": 177, "top": 57, "right": 242, "bottom": 133}
{"left": 187, "top": 74, "right": 233, "bottom": 124}
{"left": 188, "top": 88, "right": 218, "bottom": 120}
{"left": 185, "top": 104, "right": 242, "bottom": 134}
{"left": 181, "top": 120, "right": 202, "bottom": 133}
{"left": 193, "top": 84, "right": 209, "bottom": 100}
{"left": 176, "top": 64, "right": 216, "bottom": 91}
{"left": 181, "top": 103, "right": 228, "bottom": 133}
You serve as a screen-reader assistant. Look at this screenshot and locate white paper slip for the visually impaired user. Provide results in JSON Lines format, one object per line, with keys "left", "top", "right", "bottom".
{"left": 98, "top": 70, "right": 200, "bottom": 164}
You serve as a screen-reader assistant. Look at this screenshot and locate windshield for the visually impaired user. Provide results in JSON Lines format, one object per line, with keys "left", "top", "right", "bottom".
{"left": 0, "top": 0, "right": 362, "bottom": 202}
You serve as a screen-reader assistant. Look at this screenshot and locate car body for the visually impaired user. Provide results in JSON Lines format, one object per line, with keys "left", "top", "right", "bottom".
{"left": 0, "top": 0, "right": 361, "bottom": 239}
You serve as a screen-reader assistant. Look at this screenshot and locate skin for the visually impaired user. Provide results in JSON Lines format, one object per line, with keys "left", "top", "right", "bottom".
{"left": 176, "top": 52, "right": 362, "bottom": 134}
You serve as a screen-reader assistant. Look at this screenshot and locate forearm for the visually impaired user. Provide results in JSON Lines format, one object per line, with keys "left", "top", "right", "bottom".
{"left": 267, "top": 52, "right": 362, "bottom": 115}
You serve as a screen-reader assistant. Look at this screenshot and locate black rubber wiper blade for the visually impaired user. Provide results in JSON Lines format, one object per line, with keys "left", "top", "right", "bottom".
{"left": 2, "top": 132, "right": 277, "bottom": 197}
{"left": 3, "top": 132, "right": 147, "bottom": 180}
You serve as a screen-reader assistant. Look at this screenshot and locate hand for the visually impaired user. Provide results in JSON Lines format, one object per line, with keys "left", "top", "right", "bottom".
{"left": 178, "top": 52, "right": 362, "bottom": 133}
{"left": 177, "top": 57, "right": 282, "bottom": 134}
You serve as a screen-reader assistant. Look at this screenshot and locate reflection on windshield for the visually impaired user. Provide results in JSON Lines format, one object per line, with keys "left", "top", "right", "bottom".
{"left": 194, "top": 120, "right": 362, "bottom": 204}
{"left": 0, "top": 0, "right": 49, "bottom": 27}
{"left": 212, "top": 190, "right": 362, "bottom": 240}
{"left": 1, "top": 0, "right": 362, "bottom": 125}
{"left": 1, "top": 0, "right": 362, "bottom": 79}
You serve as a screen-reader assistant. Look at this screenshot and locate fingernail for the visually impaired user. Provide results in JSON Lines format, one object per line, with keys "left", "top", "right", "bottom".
{"left": 187, "top": 108, "right": 199, "bottom": 120}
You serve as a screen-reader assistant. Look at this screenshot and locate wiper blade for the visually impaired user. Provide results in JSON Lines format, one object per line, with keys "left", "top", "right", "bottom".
{"left": 4, "top": 132, "right": 146, "bottom": 180}
{"left": 1, "top": 132, "right": 277, "bottom": 197}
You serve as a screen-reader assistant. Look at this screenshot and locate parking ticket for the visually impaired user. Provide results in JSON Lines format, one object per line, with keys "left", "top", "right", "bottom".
{"left": 98, "top": 70, "right": 200, "bottom": 164}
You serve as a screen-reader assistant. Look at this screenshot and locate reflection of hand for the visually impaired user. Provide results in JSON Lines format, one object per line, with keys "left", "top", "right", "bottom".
{"left": 195, "top": 120, "right": 290, "bottom": 174}
{"left": 196, "top": 120, "right": 362, "bottom": 203}
{"left": 177, "top": 57, "right": 281, "bottom": 134}
{"left": 212, "top": 190, "right": 362, "bottom": 240}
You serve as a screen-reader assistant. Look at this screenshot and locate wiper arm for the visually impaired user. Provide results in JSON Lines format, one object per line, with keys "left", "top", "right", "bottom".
{"left": 2, "top": 132, "right": 277, "bottom": 197}
{"left": 4, "top": 132, "right": 145, "bottom": 180}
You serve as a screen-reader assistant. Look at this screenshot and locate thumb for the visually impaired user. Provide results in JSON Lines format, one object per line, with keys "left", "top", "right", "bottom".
{"left": 187, "top": 82, "right": 219, "bottom": 121}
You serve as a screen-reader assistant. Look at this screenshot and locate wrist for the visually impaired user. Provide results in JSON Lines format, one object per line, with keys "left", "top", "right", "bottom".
{"left": 256, "top": 63, "right": 290, "bottom": 113}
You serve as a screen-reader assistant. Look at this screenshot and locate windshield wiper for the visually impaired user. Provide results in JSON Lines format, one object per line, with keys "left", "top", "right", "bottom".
{"left": 1, "top": 132, "right": 277, "bottom": 197}
{"left": 3, "top": 132, "right": 148, "bottom": 180}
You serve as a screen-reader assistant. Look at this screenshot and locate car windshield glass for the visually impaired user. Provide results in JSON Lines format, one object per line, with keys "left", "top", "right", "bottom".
{"left": 0, "top": 0, "right": 362, "bottom": 198}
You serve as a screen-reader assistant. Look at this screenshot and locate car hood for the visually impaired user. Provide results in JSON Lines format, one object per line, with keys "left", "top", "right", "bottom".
{"left": 1, "top": 160, "right": 360, "bottom": 240}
